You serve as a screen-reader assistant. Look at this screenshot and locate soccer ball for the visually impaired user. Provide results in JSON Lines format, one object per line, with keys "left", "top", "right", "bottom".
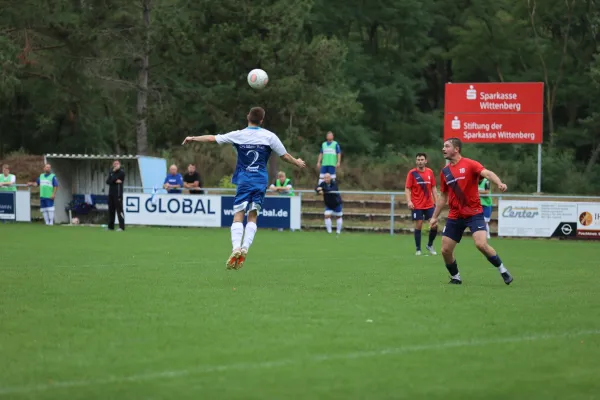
{"left": 72, "top": 217, "right": 80, "bottom": 225}
{"left": 247, "top": 69, "right": 268, "bottom": 89}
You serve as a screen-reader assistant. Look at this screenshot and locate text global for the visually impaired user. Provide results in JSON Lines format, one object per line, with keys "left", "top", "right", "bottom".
{"left": 144, "top": 198, "right": 216, "bottom": 214}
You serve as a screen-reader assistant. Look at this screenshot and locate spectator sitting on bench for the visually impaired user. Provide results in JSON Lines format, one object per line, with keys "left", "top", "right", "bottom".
{"left": 163, "top": 164, "right": 183, "bottom": 194}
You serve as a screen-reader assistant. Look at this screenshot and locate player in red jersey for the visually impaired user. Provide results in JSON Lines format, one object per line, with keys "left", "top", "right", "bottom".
{"left": 405, "top": 153, "right": 439, "bottom": 255}
{"left": 430, "top": 138, "right": 513, "bottom": 285}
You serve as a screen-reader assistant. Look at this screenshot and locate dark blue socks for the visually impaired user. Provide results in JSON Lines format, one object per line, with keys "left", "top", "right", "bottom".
{"left": 487, "top": 254, "right": 503, "bottom": 268}
{"left": 414, "top": 229, "right": 422, "bottom": 251}
{"left": 446, "top": 260, "right": 459, "bottom": 276}
{"left": 428, "top": 228, "right": 438, "bottom": 247}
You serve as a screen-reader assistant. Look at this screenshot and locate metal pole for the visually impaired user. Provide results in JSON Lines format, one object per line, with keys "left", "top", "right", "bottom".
{"left": 536, "top": 144, "right": 542, "bottom": 193}
{"left": 390, "top": 194, "right": 395, "bottom": 236}
{"left": 298, "top": 191, "right": 302, "bottom": 231}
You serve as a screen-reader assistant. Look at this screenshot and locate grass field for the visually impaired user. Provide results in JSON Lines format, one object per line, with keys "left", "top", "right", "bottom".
{"left": 1, "top": 224, "right": 600, "bottom": 399}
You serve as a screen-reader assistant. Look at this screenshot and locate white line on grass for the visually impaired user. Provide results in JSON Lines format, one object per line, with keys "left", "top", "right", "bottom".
{"left": 0, "top": 329, "right": 598, "bottom": 396}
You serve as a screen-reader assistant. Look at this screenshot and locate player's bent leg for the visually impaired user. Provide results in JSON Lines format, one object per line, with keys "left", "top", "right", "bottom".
{"left": 442, "top": 218, "right": 465, "bottom": 284}
{"left": 472, "top": 230, "right": 513, "bottom": 285}
{"left": 441, "top": 236, "right": 461, "bottom": 284}
{"left": 227, "top": 210, "right": 246, "bottom": 270}
{"left": 441, "top": 235, "right": 457, "bottom": 264}
{"left": 237, "top": 202, "right": 261, "bottom": 270}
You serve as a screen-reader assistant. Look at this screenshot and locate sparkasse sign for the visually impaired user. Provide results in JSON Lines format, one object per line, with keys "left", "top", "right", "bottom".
{"left": 444, "top": 82, "right": 544, "bottom": 144}
{"left": 444, "top": 113, "right": 543, "bottom": 144}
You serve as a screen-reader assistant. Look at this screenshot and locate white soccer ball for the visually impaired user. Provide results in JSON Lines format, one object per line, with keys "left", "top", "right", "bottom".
{"left": 72, "top": 217, "right": 80, "bottom": 225}
{"left": 247, "top": 69, "right": 269, "bottom": 89}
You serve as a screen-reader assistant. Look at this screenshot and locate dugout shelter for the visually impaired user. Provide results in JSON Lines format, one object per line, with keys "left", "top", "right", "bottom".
{"left": 44, "top": 154, "right": 167, "bottom": 224}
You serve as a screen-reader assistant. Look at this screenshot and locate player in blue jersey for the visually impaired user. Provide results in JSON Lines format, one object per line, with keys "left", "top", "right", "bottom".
{"left": 182, "top": 107, "right": 306, "bottom": 269}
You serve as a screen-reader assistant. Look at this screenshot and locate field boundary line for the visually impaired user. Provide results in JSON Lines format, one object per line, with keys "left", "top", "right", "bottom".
{"left": 0, "top": 329, "right": 598, "bottom": 396}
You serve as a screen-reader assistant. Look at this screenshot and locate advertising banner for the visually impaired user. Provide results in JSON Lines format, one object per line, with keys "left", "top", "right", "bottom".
{"left": 122, "top": 193, "right": 301, "bottom": 229}
{"left": 444, "top": 113, "right": 543, "bottom": 144}
{"left": 221, "top": 196, "right": 301, "bottom": 230}
{"left": 0, "top": 192, "right": 16, "bottom": 220}
{"left": 498, "top": 200, "right": 577, "bottom": 238}
{"left": 576, "top": 204, "right": 600, "bottom": 239}
{"left": 444, "top": 82, "right": 544, "bottom": 144}
{"left": 124, "top": 193, "right": 221, "bottom": 227}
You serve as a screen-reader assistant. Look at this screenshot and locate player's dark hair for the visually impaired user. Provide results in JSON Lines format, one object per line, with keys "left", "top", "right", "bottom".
{"left": 416, "top": 153, "right": 427, "bottom": 159}
{"left": 446, "top": 137, "right": 462, "bottom": 153}
{"left": 248, "top": 107, "right": 265, "bottom": 125}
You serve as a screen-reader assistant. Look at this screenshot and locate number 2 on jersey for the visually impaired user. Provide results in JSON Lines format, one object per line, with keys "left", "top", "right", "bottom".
{"left": 246, "top": 150, "right": 259, "bottom": 172}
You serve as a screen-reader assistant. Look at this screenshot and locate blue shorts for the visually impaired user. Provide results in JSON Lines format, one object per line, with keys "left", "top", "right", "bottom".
{"left": 412, "top": 207, "right": 435, "bottom": 221}
{"left": 442, "top": 213, "right": 487, "bottom": 243}
{"left": 482, "top": 205, "right": 492, "bottom": 220}
{"left": 233, "top": 183, "right": 266, "bottom": 214}
{"left": 325, "top": 204, "right": 343, "bottom": 217}
{"left": 40, "top": 198, "right": 55, "bottom": 210}
{"left": 320, "top": 165, "right": 336, "bottom": 177}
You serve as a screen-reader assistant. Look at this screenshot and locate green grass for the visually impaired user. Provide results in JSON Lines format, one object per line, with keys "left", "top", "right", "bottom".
{"left": 1, "top": 224, "right": 600, "bottom": 399}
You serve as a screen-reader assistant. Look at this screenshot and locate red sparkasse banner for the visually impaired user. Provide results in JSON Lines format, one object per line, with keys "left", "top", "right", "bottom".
{"left": 444, "top": 113, "right": 543, "bottom": 144}
{"left": 444, "top": 82, "right": 544, "bottom": 114}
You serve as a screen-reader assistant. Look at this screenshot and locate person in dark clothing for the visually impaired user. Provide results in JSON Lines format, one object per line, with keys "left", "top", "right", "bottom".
{"left": 106, "top": 160, "right": 125, "bottom": 231}
{"left": 183, "top": 164, "right": 203, "bottom": 194}
{"left": 315, "top": 173, "right": 343, "bottom": 235}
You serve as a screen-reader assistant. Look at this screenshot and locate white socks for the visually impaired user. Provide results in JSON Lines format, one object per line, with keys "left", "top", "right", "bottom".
{"left": 336, "top": 218, "right": 342, "bottom": 234}
{"left": 325, "top": 218, "right": 332, "bottom": 233}
{"left": 498, "top": 264, "right": 508, "bottom": 273}
{"left": 242, "top": 222, "right": 257, "bottom": 250}
{"left": 42, "top": 210, "right": 54, "bottom": 225}
{"left": 231, "top": 222, "right": 258, "bottom": 251}
{"left": 231, "top": 222, "right": 244, "bottom": 250}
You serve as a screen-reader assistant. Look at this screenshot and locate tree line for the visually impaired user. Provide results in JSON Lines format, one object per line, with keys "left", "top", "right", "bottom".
{"left": 1, "top": 0, "right": 599, "bottom": 193}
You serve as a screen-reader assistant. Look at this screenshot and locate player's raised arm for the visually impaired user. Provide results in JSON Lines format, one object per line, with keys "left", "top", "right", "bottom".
{"left": 182, "top": 135, "right": 217, "bottom": 145}
{"left": 281, "top": 153, "right": 306, "bottom": 168}
{"left": 480, "top": 169, "right": 507, "bottom": 192}
{"left": 268, "top": 133, "right": 306, "bottom": 169}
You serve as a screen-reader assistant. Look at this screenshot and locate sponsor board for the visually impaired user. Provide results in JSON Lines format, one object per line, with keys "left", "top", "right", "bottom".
{"left": 444, "top": 82, "right": 544, "bottom": 114}
{"left": 221, "top": 196, "right": 301, "bottom": 230}
{"left": 124, "top": 193, "right": 221, "bottom": 227}
{"left": 0, "top": 192, "right": 16, "bottom": 220}
{"left": 444, "top": 82, "right": 544, "bottom": 144}
{"left": 121, "top": 193, "right": 301, "bottom": 229}
{"left": 576, "top": 203, "right": 600, "bottom": 239}
{"left": 444, "top": 113, "right": 543, "bottom": 144}
{"left": 498, "top": 200, "right": 577, "bottom": 238}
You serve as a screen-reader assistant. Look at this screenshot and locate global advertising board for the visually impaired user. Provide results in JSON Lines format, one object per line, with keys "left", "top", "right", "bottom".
{"left": 124, "top": 194, "right": 222, "bottom": 227}
{"left": 497, "top": 200, "right": 578, "bottom": 238}
{"left": 444, "top": 82, "right": 544, "bottom": 144}
{"left": 123, "top": 193, "right": 301, "bottom": 229}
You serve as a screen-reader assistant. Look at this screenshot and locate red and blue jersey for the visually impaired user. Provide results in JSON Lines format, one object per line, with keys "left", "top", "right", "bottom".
{"left": 440, "top": 158, "right": 485, "bottom": 219}
{"left": 405, "top": 168, "right": 436, "bottom": 210}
